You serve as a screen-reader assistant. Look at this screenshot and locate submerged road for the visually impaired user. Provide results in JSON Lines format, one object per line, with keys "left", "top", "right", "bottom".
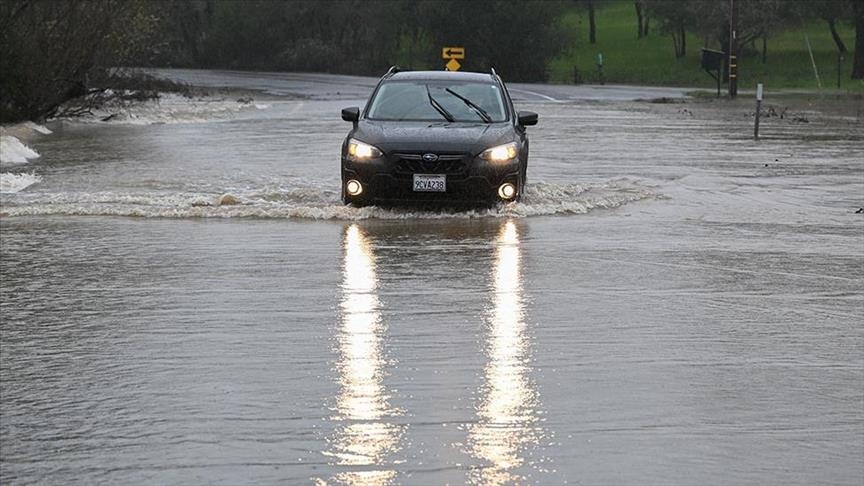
{"left": 146, "top": 67, "right": 693, "bottom": 102}
{"left": 1, "top": 69, "right": 862, "bottom": 485}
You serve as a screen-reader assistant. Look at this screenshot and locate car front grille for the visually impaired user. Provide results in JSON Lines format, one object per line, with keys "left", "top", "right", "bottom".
{"left": 391, "top": 153, "right": 467, "bottom": 175}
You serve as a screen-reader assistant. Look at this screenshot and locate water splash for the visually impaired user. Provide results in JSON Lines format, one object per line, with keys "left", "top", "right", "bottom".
{"left": 0, "top": 180, "right": 657, "bottom": 219}
{"left": 0, "top": 172, "right": 42, "bottom": 194}
{"left": 52, "top": 93, "right": 267, "bottom": 125}
{"left": 0, "top": 135, "right": 40, "bottom": 166}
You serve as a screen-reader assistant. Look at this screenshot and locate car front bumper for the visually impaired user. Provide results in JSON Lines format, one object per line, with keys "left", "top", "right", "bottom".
{"left": 341, "top": 155, "right": 521, "bottom": 205}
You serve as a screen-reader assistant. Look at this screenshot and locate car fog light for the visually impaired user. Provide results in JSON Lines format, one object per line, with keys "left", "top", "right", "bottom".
{"left": 498, "top": 183, "right": 517, "bottom": 200}
{"left": 346, "top": 179, "right": 363, "bottom": 196}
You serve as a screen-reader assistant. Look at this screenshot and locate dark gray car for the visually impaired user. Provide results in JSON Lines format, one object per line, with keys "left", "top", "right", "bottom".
{"left": 340, "top": 68, "right": 538, "bottom": 206}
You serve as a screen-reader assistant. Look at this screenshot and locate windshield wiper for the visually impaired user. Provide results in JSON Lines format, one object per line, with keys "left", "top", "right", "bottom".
{"left": 445, "top": 88, "right": 492, "bottom": 123}
{"left": 426, "top": 85, "right": 455, "bottom": 122}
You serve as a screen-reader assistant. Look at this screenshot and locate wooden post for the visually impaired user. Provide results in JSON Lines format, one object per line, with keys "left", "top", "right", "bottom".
{"left": 596, "top": 53, "right": 604, "bottom": 85}
{"left": 838, "top": 53, "right": 844, "bottom": 89}
{"left": 754, "top": 83, "right": 763, "bottom": 140}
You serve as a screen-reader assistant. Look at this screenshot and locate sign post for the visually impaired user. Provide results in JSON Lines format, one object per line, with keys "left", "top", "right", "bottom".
{"left": 442, "top": 47, "right": 465, "bottom": 71}
{"left": 701, "top": 48, "right": 724, "bottom": 97}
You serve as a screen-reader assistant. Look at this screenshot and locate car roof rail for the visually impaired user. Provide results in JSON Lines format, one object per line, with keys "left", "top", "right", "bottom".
{"left": 384, "top": 65, "right": 401, "bottom": 77}
{"left": 490, "top": 67, "right": 497, "bottom": 77}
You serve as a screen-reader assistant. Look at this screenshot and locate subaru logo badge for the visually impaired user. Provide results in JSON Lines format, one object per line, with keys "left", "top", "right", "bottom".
{"left": 422, "top": 153, "right": 439, "bottom": 162}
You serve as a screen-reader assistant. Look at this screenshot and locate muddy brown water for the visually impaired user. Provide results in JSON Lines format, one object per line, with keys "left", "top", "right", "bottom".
{"left": 1, "top": 71, "right": 862, "bottom": 485}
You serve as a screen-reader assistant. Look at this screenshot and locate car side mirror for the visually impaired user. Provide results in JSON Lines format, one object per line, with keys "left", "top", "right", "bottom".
{"left": 518, "top": 111, "right": 538, "bottom": 126}
{"left": 342, "top": 107, "right": 360, "bottom": 126}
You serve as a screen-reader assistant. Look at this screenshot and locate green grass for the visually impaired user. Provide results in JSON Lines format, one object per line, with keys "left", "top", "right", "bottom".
{"left": 548, "top": 0, "right": 863, "bottom": 91}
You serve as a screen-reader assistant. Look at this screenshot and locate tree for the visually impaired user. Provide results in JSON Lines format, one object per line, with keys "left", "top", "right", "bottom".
{"left": 650, "top": 0, "right": 789, "bottom": 66}
{"left": 0, "top": 0, "right": 158, "bottom": 122}
{"left": 790, "top": 0, "right": 850, "bottom": 54}
{"left": 148, "top": 0, "right": 214, "bottom": 67}
{"left": 824, "top": 8, "right": 849, "bottom": 54}
{"left": 422, "top": 0, "right": 566, "bottom": 81}
{"left": 169, "top": 0, "right": 567, "bottom": 81}
{"left": 785, "top": 0, "right": 859, "bottom": 78}
{"left": 574, "top": 0, "right": 611, "bottom": 44}
{"left": 648, "top": 0, "right": 700, "bottom": 58}
{"left": 635, "top": 0, "right": 650, "bottom": 38}
{"left": 853, "top": 0, "right": 863, "bottom": 79}
{"left": 739, "top": 0, "right": 786, "bottom": 64}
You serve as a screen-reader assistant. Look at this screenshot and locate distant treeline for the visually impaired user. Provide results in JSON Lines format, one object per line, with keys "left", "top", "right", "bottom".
{"left": 148, "top": 0, "right": 568, "bottom": 77}
{"left": 1, "top": 0, "right": 862, "bottom": 123}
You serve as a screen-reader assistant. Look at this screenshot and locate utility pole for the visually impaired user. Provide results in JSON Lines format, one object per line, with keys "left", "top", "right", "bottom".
{"left": 729, "top": 0, "right": 738, "bottom": 98}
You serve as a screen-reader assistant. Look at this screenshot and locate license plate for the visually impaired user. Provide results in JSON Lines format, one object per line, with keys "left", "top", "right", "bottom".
{"left": 413, "top": 174, "right": 446, "bottom": 192}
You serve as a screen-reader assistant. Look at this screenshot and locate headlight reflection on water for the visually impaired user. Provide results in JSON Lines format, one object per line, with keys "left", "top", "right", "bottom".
{"left": 468, "top": 220, "right": 540, "bottom": 485}
{"left": 323, "top": 224, "right": 401, "bottom": 486}
{"left": 325, "top": 221, "right": 539, "bottom": 485}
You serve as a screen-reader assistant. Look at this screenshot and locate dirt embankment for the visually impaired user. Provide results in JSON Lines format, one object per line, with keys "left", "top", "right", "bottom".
{"left": 684, "top": 91, "right": 864, "bottom": 125}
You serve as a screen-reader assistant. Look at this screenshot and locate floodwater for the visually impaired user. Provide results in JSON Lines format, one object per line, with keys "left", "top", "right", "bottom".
{"left": 1, "top": 71, "right": 863, "bottom": 485}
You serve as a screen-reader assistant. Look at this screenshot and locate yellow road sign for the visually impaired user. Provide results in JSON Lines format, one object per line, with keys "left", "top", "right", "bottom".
{"left": 445, "top": 58, "right": 462, "bottom": 71}
{"left": 442, "top": 47, "right": 465, "bottom": 60}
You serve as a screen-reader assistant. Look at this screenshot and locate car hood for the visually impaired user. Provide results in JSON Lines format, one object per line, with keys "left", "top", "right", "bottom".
{"left": 353, "top": 120, "right": 515, "bottom": 154}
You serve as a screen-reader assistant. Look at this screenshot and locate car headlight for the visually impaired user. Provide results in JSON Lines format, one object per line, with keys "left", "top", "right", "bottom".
{"left": 480, "top": 142, "right": 518, "bottom": 162}
{"left": 347, "top": 139, "right": 383, "bottom": 160}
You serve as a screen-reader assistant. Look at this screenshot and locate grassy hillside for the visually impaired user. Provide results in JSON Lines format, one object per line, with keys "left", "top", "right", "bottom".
{"left": 548, "top": 0, "right": 863, "bottom": 91}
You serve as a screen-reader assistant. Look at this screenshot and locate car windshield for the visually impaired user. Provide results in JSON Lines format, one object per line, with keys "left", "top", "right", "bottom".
{"left": 367, "top": 80, "right": 508, "bottom": 122}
